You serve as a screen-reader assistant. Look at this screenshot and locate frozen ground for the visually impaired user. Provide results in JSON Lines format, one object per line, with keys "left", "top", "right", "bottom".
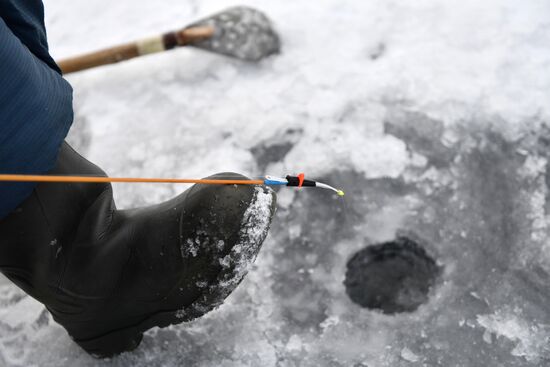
{"left": 1, "top": 0, "right": 550, "bottom": 365}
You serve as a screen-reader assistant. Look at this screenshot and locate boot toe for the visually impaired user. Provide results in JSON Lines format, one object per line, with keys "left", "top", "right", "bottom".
{"left": 175, "top": 172, "right": 276, "bottom": 320}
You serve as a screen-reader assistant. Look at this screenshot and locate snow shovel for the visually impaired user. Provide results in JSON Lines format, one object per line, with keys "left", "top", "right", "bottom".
{"left": 58, "top": 6, "right": 280, "bottom": 74}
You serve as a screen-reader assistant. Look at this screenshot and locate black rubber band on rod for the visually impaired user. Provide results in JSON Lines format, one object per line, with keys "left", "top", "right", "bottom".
{"left": 162, "top": 32, "right": 179, "bottom": 50}
{"left": 286, "top": 175, "right": 316, "bottom": 187}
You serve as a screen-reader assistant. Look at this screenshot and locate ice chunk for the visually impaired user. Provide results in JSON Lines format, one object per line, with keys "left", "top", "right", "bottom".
{"left": 400, "top": 347, "right": 420, "bottom": 363}
{"left": 477, "top": 310, "right": 550, "bottom": 363}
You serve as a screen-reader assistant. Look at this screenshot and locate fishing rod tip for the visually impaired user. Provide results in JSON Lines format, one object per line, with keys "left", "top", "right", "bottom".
{"left": 336, "top": 190, "right": 345, "bottom": 197}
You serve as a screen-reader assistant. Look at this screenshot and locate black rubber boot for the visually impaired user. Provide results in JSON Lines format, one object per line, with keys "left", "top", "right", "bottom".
{"left": 0, "top": 143, "right": 276, "bottom": 357}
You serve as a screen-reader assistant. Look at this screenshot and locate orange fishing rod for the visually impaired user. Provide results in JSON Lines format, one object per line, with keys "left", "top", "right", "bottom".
{"left": 0, "top": 174, "right": 345, "bottom": 196}
{"left": 0, "top": 174, "right": 262, "bottom": 186}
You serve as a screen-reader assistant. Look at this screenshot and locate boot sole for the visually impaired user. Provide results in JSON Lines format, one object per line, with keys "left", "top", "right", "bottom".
{"left": 75, "top": 244, "right": 253, "bottom": 358}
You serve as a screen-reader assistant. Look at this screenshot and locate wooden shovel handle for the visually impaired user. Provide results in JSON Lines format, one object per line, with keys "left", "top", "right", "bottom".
{"left": 58, "top": 26, "right": 214, "bottom": 74}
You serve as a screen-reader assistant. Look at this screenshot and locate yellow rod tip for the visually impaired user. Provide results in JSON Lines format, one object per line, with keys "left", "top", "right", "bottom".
{"left": 337, "top": 190, "right": 345, "bottom": 197}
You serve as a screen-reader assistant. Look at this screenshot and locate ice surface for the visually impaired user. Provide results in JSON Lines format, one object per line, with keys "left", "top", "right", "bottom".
{"left": 1, "top": 0, "right": 550, "bottom": 365}
{"left": 477, "top": 309, "right": 550, "bottom": 363}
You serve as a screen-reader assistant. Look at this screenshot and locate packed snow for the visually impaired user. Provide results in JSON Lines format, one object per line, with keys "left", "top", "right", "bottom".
{"left": 1, "top": 0, "right": 550, "bottom": 365}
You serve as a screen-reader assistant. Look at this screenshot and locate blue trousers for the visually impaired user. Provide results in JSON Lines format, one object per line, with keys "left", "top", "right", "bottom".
{"left": 0, "top": 0, "right": 73, "bottom": 219}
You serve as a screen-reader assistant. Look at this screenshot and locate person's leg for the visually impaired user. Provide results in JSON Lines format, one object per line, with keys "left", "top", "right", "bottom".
{"left": 0, "top": 13, "right": 73, "bottom": 219}
{"left": 0, "top": 3, "right": 276, "bottom": 356}
{"left": 0, "top": 143, "right": 276, "bottom": 357}
{"left": 0, "top": 0, "right": 60, "bottom": 72}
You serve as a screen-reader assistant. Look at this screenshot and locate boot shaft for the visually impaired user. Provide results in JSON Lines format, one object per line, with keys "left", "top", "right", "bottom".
{"left": 0, "top": 143, "right": 111, "bottom": 298}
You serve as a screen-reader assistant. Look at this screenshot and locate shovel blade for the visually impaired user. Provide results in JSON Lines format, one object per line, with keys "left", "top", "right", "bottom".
{"left": 187, "top": 6, "right": 281, "bottom": 61}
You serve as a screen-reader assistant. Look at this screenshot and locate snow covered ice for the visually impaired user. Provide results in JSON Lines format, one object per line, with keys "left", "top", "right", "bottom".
{"left": 1, "top": 0, "right": 550, "bottom": 365}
